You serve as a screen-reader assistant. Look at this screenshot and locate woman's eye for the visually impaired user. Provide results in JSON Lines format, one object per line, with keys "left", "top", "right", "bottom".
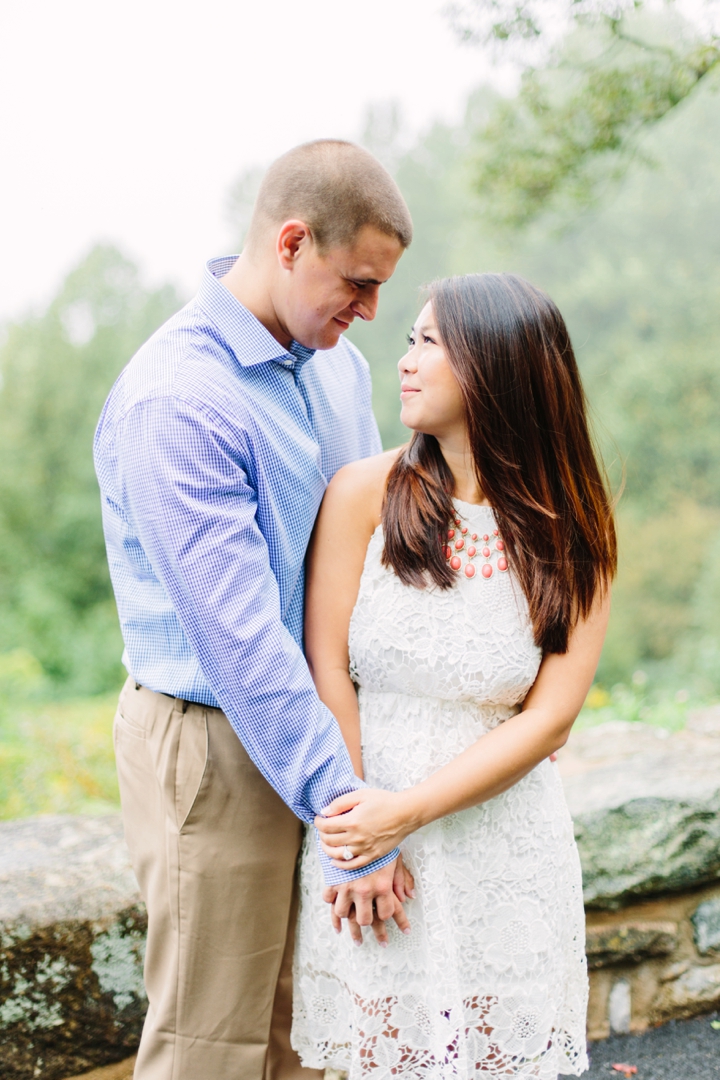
{"left": 423, "top": 335, "right": 435, "bottom": 345}
{"left": 406, "top": 334, "right": 415, "bottom": 347}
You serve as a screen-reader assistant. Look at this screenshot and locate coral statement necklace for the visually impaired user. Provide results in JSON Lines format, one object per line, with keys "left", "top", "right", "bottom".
{"left": 443, "top": 514, "right": 509, "bottom": 579}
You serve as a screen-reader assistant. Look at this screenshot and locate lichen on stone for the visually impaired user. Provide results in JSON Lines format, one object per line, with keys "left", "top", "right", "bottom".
{"left": 90, "top": 921, "right": 146, "bottom": 1014}
{"left": 0, "top": 954, "right": 72, "bottom": 1031}
{"left": 691, "top": 897, "right": 720, "bottom": 955}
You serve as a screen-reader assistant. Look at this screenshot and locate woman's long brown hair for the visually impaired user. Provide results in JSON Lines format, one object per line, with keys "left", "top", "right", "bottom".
{"left": 381, "top": 273, "right": 617, "bottom": 654}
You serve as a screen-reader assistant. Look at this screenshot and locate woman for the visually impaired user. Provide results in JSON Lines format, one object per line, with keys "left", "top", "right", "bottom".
{"left": 292, "top": 273, "right": 616, "bottom": 1079}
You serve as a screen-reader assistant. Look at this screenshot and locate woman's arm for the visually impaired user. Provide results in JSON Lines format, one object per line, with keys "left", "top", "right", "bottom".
{"left": 305, "top": 450, "right": 399, "bottom": 778}
{"left": 316, "top": 590, "right": 610, "bottom": 869}
{"left": 307, "top": 450, "right": 417, "bottom": 945}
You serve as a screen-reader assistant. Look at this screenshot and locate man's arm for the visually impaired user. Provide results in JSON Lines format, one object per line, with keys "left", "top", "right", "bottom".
{"left": 115, "top": 395, "right": 398, "bottom": 885}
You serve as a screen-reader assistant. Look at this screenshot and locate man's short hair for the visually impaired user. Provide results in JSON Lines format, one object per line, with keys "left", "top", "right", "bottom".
{"left": 246, "top": 140, "right": 413, "bottom": 253}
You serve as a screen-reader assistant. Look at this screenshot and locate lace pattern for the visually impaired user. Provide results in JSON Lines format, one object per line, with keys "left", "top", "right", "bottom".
{"left": 293, "top": 502, "right": 588, "bottom": 1078}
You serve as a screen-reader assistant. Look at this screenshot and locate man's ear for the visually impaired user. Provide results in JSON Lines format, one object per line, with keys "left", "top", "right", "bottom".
{"left": 277, "top": 220, "right": 313, "bottom": 270}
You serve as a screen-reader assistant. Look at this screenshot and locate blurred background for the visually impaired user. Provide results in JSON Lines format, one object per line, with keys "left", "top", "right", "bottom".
{"left": 1, "top": 0, "right": 719, "bottom": 819}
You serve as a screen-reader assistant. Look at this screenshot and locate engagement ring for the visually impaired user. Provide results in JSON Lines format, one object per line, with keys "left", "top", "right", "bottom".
{"left": 342, "top": 845, "right": 354, "bottom": 861}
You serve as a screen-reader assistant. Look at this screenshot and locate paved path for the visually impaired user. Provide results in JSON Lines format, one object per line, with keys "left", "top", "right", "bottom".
{"left": 63, "top": 1058, "right": 135, "bottom": 1080}
{"left": 582, "top": 1011, "right": 720, "bottom": 1079}
{"left": 62, "top": 1016, "right": 720, "bottom": 1080}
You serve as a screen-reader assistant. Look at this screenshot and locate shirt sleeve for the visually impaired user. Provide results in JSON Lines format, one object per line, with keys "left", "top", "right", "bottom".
{"left": 116, "top": 395, "right": 398, "bottom": 885}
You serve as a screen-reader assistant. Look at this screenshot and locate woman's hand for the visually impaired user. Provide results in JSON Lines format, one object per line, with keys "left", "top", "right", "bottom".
{"left": 315, "top": 787, "right": 419, "bottom": 871}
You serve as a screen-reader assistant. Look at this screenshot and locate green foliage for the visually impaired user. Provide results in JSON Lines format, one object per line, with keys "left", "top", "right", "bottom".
{"left": 448, "top": 0, "right": 642, "bottom": 50}
{"left": 346, "top": 65, "right": 720, "bottom": 695}
{"left": 600, "top": 503, "right": 720, "bottom": 683}
{"left": 0, "top": 245, "right": 180, "bottom": 694}
{"left": 510, "top": 82, "right": 720, "bottom": 511}
{"left": 0, "top": 670, "right": 119, "bottom": 819}
{"left": 0, "top": 648, "right": 46, "bottom": 709}
{"left": 575, "top": 678, "right": 694, "bottom": 732}
{"left": 458, "top": 6, "right": 720, "bottom": 226}
{"left": 674, "top": 526, "right": 720, "bottom": 696}
{"left": 0, "top": 12, "right": 716, "bottom": 792}
{"left": 347, "top": 116, "right": 485, "bottom": 445}
{"left": 474, "top": 31, "right": 718, "bottom": 226}
{"left": 225, "top": 165, "right": 266, "bottom": 249}
{"left": 480, "top": 78, "right": 720, "bottom": 689}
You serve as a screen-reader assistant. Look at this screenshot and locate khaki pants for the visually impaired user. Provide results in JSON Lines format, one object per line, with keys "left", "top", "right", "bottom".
{"left": 114, "top": 677, "right": 323, "bottom": 1080}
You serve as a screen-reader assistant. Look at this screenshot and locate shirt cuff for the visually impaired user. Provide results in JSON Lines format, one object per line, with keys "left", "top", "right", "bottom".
{"left": 314, "top": 831, "right": 399, "bottom": 885}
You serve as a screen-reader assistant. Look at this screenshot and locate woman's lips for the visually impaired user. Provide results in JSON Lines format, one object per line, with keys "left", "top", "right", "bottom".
{"left": 400, "top": 386, "right": 420, "bottom": 398}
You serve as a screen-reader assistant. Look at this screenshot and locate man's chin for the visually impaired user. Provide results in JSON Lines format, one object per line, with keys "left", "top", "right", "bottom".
{"left": 315, "top": 326, "right": 345, "bottom": 351}
{"left": 292, "top": 322, "right": 345, "bottom": 353}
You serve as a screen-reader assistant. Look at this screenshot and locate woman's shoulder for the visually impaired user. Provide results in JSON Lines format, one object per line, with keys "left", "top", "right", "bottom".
{"left": 310, "top": 449, "right": 405, "bottom": 579}
{"left": 324, "top": 447, "right": 406, "bottom": 530}
{"left": 328, "top": 447, "right": 404, "bottom": 503}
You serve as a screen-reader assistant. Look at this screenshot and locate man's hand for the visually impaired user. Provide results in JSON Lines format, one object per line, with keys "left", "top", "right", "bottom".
{"left": 322, "top": 857, "right": 413, "bottom": 947}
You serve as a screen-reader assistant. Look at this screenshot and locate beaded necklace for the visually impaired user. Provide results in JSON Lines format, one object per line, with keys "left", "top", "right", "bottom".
{"left": 443, "top": 513, "right": 508, "bottom": 579}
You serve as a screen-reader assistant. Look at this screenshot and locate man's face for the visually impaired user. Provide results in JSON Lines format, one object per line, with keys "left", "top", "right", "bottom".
{"left": 280, "top": 225, "right": 405, "bottom": 352}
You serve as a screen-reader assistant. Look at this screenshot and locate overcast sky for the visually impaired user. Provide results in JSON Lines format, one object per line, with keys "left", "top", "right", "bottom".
{"left": 1, "top": 0, "right": 502, "bottom": 323}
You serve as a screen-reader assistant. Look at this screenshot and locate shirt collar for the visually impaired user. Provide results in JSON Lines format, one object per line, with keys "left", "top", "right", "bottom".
{"left": 196, "top": 256, "right": 317, "bottom": 373}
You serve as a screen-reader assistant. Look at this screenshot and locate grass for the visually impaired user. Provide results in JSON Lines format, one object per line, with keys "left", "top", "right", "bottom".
{"left": 575, "top": 677, "right": 710, "bottom": 733}
{"left": 0, "top": 647, "right": 717, "bottom": 821}
{"left": 0, "top": 690, "right": 120, "bottom": 820}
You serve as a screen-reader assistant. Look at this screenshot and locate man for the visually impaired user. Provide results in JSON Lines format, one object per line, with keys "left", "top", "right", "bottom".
{"left": 94, "top": 140, "right": 412, "bottom": 1080}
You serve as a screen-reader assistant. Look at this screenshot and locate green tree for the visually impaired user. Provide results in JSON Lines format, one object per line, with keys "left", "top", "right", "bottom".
{"left": 347, "top": 117, "right": 484, "bottom": 445}
{"left": 222, "top": 70, "right": 720, "bottom": 693}
{"left": 449, "top": 1, "right": 720, "bottom": 226}
{"left": 0, "top": 245, "right": 179, "bottom": 693}
{"left": 351, "top": 75, "right": 720, "bottom": 689}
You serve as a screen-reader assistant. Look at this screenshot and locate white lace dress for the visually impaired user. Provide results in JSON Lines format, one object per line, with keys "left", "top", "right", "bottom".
{"left": 292, "top": 501, "right": 588, "bottom": 1079}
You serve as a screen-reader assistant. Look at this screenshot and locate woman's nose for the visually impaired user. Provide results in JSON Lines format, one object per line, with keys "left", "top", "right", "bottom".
{"left": 399, "top": 349, "right": 417, "bottom": 375}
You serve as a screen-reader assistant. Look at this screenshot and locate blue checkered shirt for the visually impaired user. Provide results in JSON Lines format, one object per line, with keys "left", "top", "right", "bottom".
{"left": 94, "top": 256, "right": 398, "bottom": 884}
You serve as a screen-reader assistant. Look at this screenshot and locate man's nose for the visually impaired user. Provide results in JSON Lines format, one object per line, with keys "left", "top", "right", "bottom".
{"left": 352, "top": 287, "right": 380, "bottom": 322}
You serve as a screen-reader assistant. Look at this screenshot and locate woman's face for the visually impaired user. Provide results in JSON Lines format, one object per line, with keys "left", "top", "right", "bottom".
{"left": 398, "top": 302, "right": 466, "bottom": 442}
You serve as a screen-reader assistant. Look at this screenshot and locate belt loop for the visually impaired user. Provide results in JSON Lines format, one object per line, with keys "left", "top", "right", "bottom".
{"left": 178, "top": 696, "right": 189, "bottom": 714}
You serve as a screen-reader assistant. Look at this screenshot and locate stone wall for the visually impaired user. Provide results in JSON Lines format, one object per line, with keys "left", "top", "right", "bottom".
{"left": 561, "top": 709, "right": 720, "bottom": 1038}
{"left": 585, "top": 884, "right": 720, "bottom": 1038}
{"left": 2, "top": 712, "right": 720, "bottom": 1079}
{"left": 0, "top": 817, "right": 146, "bottom": 1080}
